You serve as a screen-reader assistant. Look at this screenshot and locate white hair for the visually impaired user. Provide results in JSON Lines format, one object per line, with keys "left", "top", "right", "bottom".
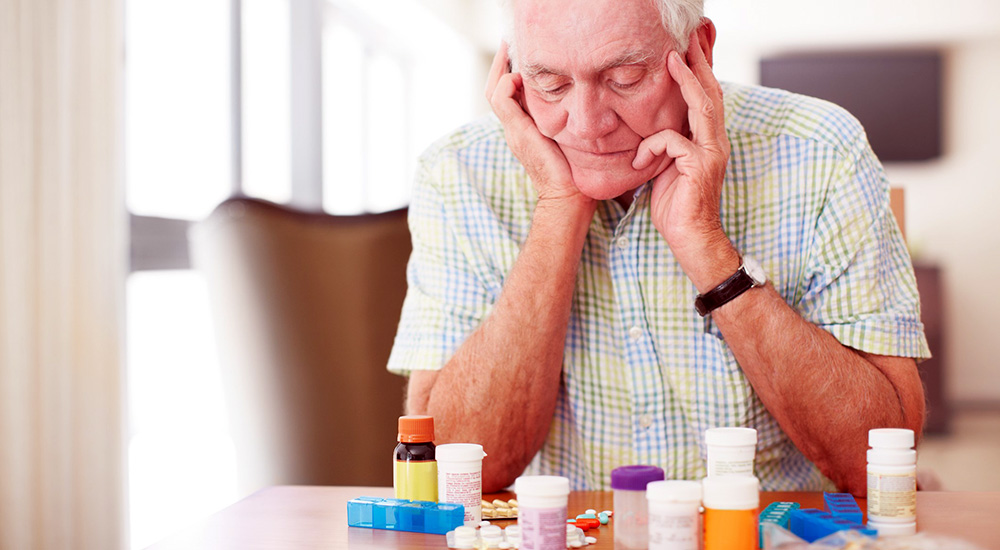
{"left": 497, "top": 0, "right": 705, "bottom": 59}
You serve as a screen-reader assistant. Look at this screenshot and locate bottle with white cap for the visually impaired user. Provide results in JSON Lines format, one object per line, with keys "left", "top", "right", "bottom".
{"left": 646, "top": 480, "right": 702, "bottom": 550}
{"left": 705, "top": 427, "right": 757, "bottom": 477}
{"left": 867, "top": 428, "right": 917, "bottom": 536}
{"left": 702, "top": 475, "right": 759, "bottom": 550}
{"left": 436, "top": 443, "right": 487, "bottom": 524}
{"left": 515, "top": 475, "right": 570, "bottom": 550}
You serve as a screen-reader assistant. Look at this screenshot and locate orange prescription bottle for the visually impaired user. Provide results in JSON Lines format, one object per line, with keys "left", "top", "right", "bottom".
{"left": 702, "top": 475, "right": 760, "bottom": 550}
{"left": 394, "top": 415, "right": 437, "bottom": 501}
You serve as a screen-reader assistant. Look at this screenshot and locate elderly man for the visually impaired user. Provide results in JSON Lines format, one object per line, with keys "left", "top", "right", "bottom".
{"left": 388, "top": 0, "right": 928, "bottom": 495}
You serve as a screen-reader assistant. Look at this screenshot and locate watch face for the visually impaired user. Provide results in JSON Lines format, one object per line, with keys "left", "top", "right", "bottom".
{"left": 743, "top": 257, "right": 767, "bottom": 285}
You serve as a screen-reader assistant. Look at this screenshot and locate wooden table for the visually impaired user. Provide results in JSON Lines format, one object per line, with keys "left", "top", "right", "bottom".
{"left": 147, "top": 486, "right": 1000, "bottom": 549}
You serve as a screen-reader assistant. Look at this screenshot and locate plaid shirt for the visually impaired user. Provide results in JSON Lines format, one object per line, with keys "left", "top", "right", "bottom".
{"left": 387, "top": 82, "right": 930, "bottom": 490}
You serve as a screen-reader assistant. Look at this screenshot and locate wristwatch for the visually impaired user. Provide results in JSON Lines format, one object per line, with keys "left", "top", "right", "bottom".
{"left": 694, "top": 256, "right": 767, "bottom": 317}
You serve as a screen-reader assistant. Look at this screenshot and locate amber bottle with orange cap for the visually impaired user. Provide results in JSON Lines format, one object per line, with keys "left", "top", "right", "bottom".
{"left": 394, "top": 415, "right": 437, "bottom": 501}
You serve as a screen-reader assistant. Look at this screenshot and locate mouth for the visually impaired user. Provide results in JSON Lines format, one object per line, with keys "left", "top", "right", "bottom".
{"left": 564, "top": 146, "right": 636, "bottom": 160}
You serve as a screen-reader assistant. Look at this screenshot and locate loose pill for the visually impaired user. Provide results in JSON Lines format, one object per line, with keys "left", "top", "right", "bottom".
{"left": 585, "top": 509, "right": 597, "bottom": 515}
{"left": 598, "top": 512, "right": 609, "bottom": 524}
{"left": 585, "top": 536, "right": 597, "bottom": 544}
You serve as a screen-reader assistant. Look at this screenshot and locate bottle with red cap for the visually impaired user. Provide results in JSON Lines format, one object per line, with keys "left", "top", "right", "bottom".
{"left": 394, "top": 415, "right": 437, "bottom": 501}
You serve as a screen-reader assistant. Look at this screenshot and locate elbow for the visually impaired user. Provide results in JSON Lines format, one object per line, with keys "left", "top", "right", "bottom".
{"left": 905, "top": 390, "right": 927, "bottom": 446}
{"left": 842, "top": 467, "right": 868, "bottom": 498}
{"left": 481, "top": 445, "right": 532, "bottom": 493}
{"left": 482, "top": 462, "right": 518, "bottom": 493}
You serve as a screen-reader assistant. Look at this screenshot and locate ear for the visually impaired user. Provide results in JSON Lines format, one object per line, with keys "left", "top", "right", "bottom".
{"left": 696, "top": 17, "right": 717, "bottom": 68}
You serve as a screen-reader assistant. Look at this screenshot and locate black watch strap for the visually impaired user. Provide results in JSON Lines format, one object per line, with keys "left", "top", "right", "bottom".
{"left": 694, "top": 265, "right": 756, "bottom": 317}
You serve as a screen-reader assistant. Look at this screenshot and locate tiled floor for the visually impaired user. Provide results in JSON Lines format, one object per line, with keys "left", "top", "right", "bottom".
{"left": 917, "top": 408, "right": 1000, "bottom": 491}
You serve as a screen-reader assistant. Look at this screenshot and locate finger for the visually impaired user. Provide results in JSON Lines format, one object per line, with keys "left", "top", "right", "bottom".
{"left": 685, "top": 32, "right": 720, "bottom": 98}
{"left": 485, "top": 42, "right": 511, "bottom": 102}
{"left": 490, "top": 73, "right": 537, "bottom": 139}
{"left": 668, "top": 50, "right": 717, "bottom": 148}
{"left": 649, "top": 161, "right": 681, "bottom": 208}
{"left": 632, "top": 128, "right": 696, "bottom": 170}
{"left": 685, "top": 36, "right": 727, "bottom": 143}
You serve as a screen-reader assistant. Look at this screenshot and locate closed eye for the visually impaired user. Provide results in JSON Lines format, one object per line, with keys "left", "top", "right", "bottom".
{"left": 605, "top": 65, "right": 646, "bottom": 91}
{"left": 542, "top": 84, "right": 570, "bottom": 96}
{"left": 610, "top": 79, "right": 640, "bottom": 90}
{"left": 529, "top": 74, "right": 572, "bottom": 98}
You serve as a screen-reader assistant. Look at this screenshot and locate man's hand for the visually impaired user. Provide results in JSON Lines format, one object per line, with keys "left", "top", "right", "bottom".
{"left": 632, "top": 31, "right": 738, "bottom": 290}
{"left": 486, "top": 43, "right": 592, "bottom": 207}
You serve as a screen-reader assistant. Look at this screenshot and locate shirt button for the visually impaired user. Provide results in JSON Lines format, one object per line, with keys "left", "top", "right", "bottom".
{"left": 639, "top": 414, "right": 654, "bottom": 430}
{"left": 616, "top": 237, "right": 629, "bottom": 250}
{"left": 628, "top": 326, "right": 642, "bottom": 342}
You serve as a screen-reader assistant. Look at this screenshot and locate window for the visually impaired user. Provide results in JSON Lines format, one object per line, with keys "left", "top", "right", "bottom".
{"left": 125, "top": 0, "right": 477, "bottom": 547}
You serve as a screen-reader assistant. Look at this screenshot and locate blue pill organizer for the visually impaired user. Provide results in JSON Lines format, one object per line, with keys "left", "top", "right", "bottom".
{"left": 346, "top": 496, "right": 465, "bottom": 535}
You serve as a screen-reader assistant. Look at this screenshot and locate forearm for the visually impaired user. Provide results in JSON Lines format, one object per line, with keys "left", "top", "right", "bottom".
{"left": 712, "top": 283, "right": 925, "bottom": 494}
{"left": 407, "top": 198, "right": 595, "bottom": 492}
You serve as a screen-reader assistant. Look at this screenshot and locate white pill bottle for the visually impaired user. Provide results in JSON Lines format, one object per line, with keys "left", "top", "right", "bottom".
{"left": 436, "top": 443, "right": 487, "bottom": 525}
{"left": 705, "top": 427, "right": 757, "bottom": 477}
{"left": 647, "top": 480, "right": 702, "bottom": 550}
{"left": 867, "top": 428, "right": 917, "bottom": 536}
{"left": 515, "top": 475, "right": 569, "bottom": 550}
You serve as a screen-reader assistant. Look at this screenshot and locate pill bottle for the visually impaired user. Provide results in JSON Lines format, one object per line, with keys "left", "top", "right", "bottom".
{"left": 702, "top": 475, "right": 759, "bottom": 550}
{"left": 514, "top": 475, "right": 570, "bottom": 550}
{"left": 705, "top": 427, "right": 757, "bottom": 477}
{"left": 436, "top": 443, "right": 487, "bottom": 524}
{"left": 867, "top": 428, "right": 917, "bottom": 536}
{"left": 394, "top": 415, "right": 437, "bottom": 501}
{"left": 611, "top": 465, "right": 665, "bottom": 550}
{"left": 647, "top": 480, "right": 702, "bottom": 550}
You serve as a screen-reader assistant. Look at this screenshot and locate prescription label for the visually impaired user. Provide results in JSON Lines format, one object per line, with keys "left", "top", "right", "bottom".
{"left": 395, "top": 460, "right": 438, "bottom": 502}
{"left": 519, "top": 505, "right": 567, "bottom": 550}
{"left": 867, "top": 471, "right": 916, "bottom": 519}
{"left": 649, "top": 510, "right": 698, "bottom": 550}
{"left": 439, "top": 470, "right": 482, "bottom": 523}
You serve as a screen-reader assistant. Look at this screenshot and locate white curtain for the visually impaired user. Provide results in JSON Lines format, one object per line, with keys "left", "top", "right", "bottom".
{"left": 0, "top": 0, "right": 125, "bottom": 548}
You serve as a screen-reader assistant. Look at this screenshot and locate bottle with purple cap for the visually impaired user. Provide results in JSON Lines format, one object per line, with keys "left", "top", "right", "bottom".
{"left": 611, "top": 465, "right": 665, "bottom": 550}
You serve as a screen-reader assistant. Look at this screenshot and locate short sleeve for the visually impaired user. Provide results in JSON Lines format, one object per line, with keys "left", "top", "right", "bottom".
{"left": 796, "top": 132, "right": 931, "bottom": 359}
{"left": 386, "top": 156, "right": 496, "bottom": 374}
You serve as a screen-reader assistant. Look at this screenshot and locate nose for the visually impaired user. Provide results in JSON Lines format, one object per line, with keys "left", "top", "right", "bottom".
{"left": 563, "top": 85, "right": 617, "bottom": 141}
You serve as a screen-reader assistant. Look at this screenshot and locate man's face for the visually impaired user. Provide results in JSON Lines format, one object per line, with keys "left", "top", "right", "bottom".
{"left": 513, "top": 0, "right": 689, "bottom": 201}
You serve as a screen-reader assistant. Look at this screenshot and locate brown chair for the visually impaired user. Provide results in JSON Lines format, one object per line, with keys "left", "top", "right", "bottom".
{"left": 189, "top": 197, "right": 410, "bottom": 496}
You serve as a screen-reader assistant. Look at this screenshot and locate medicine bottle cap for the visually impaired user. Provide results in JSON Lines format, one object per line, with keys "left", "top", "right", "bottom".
{"left": 705, "top": 427, "right": 757, "bottom": 447}
{"left": 868, "top": 428, "right": 914, "bottom": 449}
{"left": 702, "top": 475, "right": 760, "bottom": 510}
{"left": 610, "top": 465, "right": 665, "bottom": 491}
{"left": 436, "top": 443, "right": 487, "bottom": 462}
{"left": 646, "top": 480, "right": 702, "bottom": 503}
{"left": 868, "top": 520, "right": 917, "bottom": 536}
{"left": 397, "top": 415, "right": 435, "bottom": 443}
{"left": 514, "top": 475, "right": 570, "bottom": 497}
